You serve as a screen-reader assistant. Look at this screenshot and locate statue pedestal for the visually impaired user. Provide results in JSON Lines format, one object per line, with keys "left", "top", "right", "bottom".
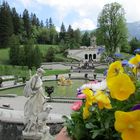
{"left": 22, "top": 126, "right": 54, "bottom": 140}
{"left": 22, "top": 131, "right": 43, "bottom": 140}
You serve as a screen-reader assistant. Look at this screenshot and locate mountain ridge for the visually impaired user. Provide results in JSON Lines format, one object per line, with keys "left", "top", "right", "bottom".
{"left": 81, "top": 21, "right": 140, "bottom": 40}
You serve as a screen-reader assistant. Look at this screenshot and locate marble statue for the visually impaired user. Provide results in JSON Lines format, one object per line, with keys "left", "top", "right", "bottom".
{"left": 23, "top": 68, "right": 54, "bottom": 140}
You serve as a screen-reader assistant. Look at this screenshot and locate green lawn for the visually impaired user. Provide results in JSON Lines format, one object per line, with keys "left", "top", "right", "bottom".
{"left": 44, "top": 69, "right": 70, "bottom": 76}
{"left": 37, "top": 44, "right": 59, "bottom": 56}
{"left": 0, "top": 44, "right": 75, "bottom": 65}
{"left": 0, "top": 79, "right": 88, "bottom": 97}
{"left": 0, "top": 48, "right": 9, "bottom": 64}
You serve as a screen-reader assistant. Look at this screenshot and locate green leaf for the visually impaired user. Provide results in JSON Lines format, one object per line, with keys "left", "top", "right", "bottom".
{"left": 92, "top": 130, "right": 102, "bottom": 139}
{"left": 86, "top": 123, "right": 94, "bottom": 129}
{"left": 86, "top": 123, "right": 99, "bottom": 129}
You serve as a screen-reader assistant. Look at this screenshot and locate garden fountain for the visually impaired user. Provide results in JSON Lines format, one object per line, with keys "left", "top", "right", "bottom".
{"left": 57, "top": 76, "right": 72, "bottom": 86}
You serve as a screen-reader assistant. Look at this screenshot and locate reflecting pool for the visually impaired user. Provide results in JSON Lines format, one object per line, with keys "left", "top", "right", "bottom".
{"left": 0, "top": 79, "right": 88, "bottom": 97}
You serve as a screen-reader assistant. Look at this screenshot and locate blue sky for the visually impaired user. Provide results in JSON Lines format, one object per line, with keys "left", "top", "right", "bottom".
{"left": 5, "top": 0, "right": 140, "bottom": 31}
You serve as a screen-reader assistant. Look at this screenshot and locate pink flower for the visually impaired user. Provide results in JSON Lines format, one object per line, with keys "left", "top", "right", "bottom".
{"left": 71, "top": 101, "right": 82, "bottom": 111}
{"left": 77, "top": 94, "right": 86, "bottom": 99}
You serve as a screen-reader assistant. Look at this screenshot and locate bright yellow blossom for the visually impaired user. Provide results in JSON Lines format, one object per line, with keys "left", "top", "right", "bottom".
{"left": 107, "top": 73, "right": 135, "bottom": 101}
{"left": 94, "top": 90, "right": 112, "bottom": 109}
{"left": 107, "top": 61, "right": 124, "bottom": 80}
{"left": 115, "top": 110, "right": 140, "bottom": 140}
{"left": 83, "top": 106, "right": 90, "bottom": 119}
{"left": 129, "top": 54, "right": 140, "bottom": 65}
{"left": 82, "top": 88, "right": 96, "bottom": 119}
{"left": 82, "top": 88, "right": 96, "bottom": 107}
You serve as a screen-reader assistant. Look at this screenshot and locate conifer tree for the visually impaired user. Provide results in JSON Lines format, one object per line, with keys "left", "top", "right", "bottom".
{"left": 59, "top": 22, "right": 66, "bottom": 42}
{"left": 0, "top": 1, "right": 13, "bottom": 48}
{"left": 11, "top": 8, "right": 21, "bottom": 35}
{"left": 23, "top": 9, "right": 31, "bottom": 38}
{"left": 33, "top": 45, "right": 42, "bottom": 68}
{"left": 23, "top": 39, "right": 34, "bottom": 68}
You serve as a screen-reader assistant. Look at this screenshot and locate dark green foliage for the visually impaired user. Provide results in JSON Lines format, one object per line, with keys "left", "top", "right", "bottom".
{"left": 31, "top": 13, "right": 39, "bottom": 27}
{"left": 33, "top": 45, "right": 42, "bottom": 68}
{"left": 0, "top": 1, "right": 13, "bottom": 48}
{"left": 18, "top": 46, "right": 25, "bottom": 66}
{"left": 45, "top": 47, "right": 55, "bottom": 62}
{"left": 0, "top": 1, "right": 83, "bottom": 49}
{"left": 22, "top": 9, "right": 31, "bottom": 38}
{"left": 65, "top": 25, "right": 81, "bottom": 49}
{"left": 11, "top": 8, "right": 21, "bottom": 35}
{"left": 59, "top": 22, "right": 66, "bottom": 42}
{"left": 81, "top": 31, "right": 90, "bottom": 46}
{"left": 129, "top": 37, "right": 140, "bottom": 54}
{"left": 9, "top": 34, "right": 20, "bottom": 65}
{"left": 23, "top": 39, "right": 35, "bottom": 68}
{"left": 37, "top": 28, "right": 50, "bottom": 44}
{"left": 9, "top": 38, "right": 42, "bottom": 68}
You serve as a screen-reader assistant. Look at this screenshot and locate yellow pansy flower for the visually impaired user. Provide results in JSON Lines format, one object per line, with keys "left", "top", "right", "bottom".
{"left": 129, "top": 54, "right": 140, "bottom": 65}
{"left": 82, "top": 88, "right": 96, "bottom": 106}
{"left": 107, "top": 61, "right": 124, "bottom": 80}
{"left": 94, "top": 90, "right": 112, "bottom": 109}
{"left": 107, "top": 73, "right": 135, "bottom": 101}
{"left": 115, "top": 110, "right": 140, "bottom": 140}
{"left": 83, "top": 106, "right": 90, "bottom": 119}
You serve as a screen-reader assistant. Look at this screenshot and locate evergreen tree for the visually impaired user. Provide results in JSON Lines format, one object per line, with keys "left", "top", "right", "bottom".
{"left": 0, "top": 1, "right": 13, "bottom": 48}
{"left": 11, "top": 8, "right": 21, "bottom": 35}
{"left": 46, "top": 18, "right": 49, "bottom": 28}
{"left": 23, "top": 39, "right": 34, "bottom": 68}
{"left": 9, "top": 34, "right": 20, "bottom": 65}
{"left": 40, "top": 20, "right": 44, "bottom": 27}
{"left": 59, "top": 22, "right": 66, "bottom": 42}
{"left": 46, "top": 47, "right": 55, "bottom": 62}
{"left": 18, "top": 47, "right": 25, "bottom": 66}
{"left": 65, "top": 25, "right": 76, "bottom": 49}
{"left": 36, "top": 18, "right": 40, "bottom": 27}
{"left": 74, "top": 29, "right": 81, "bottom": 48}
{"left": 23, "top": 9, "right": 31, "bottom": 38}
{"left": 33, "top": 45, "right": 42, "bottom": 68}
{"left": 49, "top": 25, "right": 57, "bottom": 44}
{"left": 31, "top": 13, "right": 38, "bottom": 26}
{"left": 49, "top": 17, "right": 53, "bottom": 28}
{"left": 81, "top": 31, "right": 90, "bottom": 46}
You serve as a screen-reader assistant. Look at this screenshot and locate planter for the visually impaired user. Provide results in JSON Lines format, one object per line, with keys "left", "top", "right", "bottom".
{"left": 55, "top": 128, "right": 72, "bottom": 140}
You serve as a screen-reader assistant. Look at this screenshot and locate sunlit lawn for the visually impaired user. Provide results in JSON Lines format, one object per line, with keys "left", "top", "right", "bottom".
{"left": 0, "top": 79, "right": 88, "bottom": 97}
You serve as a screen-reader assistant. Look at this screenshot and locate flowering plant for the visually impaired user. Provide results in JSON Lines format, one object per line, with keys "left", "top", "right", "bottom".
{"left": 63, "top": 54, "right": 140, "bottom": 140}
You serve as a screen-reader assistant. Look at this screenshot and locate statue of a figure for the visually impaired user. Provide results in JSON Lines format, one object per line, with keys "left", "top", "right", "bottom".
{"left": 23, "top": 68, "right": 53, "bottom": 140}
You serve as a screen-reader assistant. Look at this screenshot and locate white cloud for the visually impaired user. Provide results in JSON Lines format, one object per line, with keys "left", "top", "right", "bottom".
{"left": 16, "top": 0, "right": 140, "bottom": 30}
{"left": 36, "top": 0, "right": 104, "bottom": 18}
{"left": 38, "top": 0, "right": 140, "bottom": 22}
{"left": 72, "top": 18, "right": 96, "bottom": 30}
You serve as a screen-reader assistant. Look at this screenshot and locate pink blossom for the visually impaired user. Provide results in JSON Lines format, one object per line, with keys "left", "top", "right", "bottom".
{"left": 71, "top": 101, "right": 82, "bottom": 111}
{"left": 77, "top": 94, "right": 86, "bottom": 99}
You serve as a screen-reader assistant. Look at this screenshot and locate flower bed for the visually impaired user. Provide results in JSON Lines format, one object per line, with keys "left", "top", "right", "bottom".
{"left": 63, "top": 54, "right": 140, "bottom": 140}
